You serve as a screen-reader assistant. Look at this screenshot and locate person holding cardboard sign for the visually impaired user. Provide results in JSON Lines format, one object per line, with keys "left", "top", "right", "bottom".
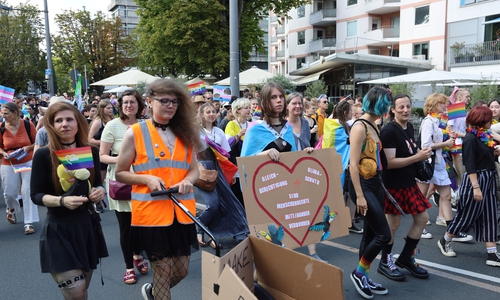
{"left": 348, "top": 87, "right": 392, "bottom": 299}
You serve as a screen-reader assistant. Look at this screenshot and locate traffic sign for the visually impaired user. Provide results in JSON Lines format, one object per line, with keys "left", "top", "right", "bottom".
{"left": 45, "top": 69, "right": 51, "bottom": 76}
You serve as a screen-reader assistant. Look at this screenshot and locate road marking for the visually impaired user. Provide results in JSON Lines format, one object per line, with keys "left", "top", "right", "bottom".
{"left": 321, "top": 240, "right": 500, "bottom": 293}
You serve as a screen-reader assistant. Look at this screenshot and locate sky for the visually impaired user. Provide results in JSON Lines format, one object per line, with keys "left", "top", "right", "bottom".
{"left": 9, "top": 0, "right": 110, "bottom": 32}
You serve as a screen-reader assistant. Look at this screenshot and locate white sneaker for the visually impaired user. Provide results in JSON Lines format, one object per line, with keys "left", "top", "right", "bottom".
{"left": 421, "top": 229, "right": 433, "bottom": 239}
{"left": 426, "top": 220, "right": 431, "bottom": 226}
{"left": 436, "top": 217, "right": 447, "bottom": 227}
{"left": 452, "top": 232, "right": 473, "bottom": 242}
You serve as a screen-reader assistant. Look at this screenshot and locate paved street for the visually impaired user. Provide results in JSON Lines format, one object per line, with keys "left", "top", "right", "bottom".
{"left": 1, "top": 192, "right": 499, "bottom": 299}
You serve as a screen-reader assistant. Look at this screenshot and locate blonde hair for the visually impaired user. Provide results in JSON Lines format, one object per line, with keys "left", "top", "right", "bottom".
{"left": 423, "top": 93, "right": 448, "bottom": 115}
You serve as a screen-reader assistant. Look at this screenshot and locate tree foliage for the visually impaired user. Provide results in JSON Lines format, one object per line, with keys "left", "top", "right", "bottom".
{"left": 469, "top": 79, "right": 500, "bottom": 107}
{"left": 0, "top": 2, "right": 45, "bottom": 93}
{"left": 258, "top": 74, "right": 296, "bottom": 93}
{"left": 133, "top": 0, "right": 309, "bottom": 78}
{"left": 388, "top": 83, "right": 416, "bottom": 99}
{"left": 304, "top": 80, "right": 328, "bottom": 99}
{"left": 52, "top": 10, "right": 134, "bottom": 92}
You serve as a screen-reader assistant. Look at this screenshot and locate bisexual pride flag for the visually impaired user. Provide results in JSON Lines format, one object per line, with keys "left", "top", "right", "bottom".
{"left": 0, "top": 85, "right": 15, "bottom": 105}
{"left": 54, "top": 146, "right": 94, "bottom": 170}
{"left": 447, "top": 102, "right": 466, "bottom": 120}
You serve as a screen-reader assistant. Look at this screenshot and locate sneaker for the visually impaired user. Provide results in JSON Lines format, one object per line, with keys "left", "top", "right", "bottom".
{"left": 451, "top": 203, "right": 457, "bottom": 212}
{"left": 349, "top": 223, "right": 364, "bottom": 234}
{"left": 436, "top": 217, "right": 447, "bottom": 227}
{"left": 395, "top": 249, "right": 429, "bottom": 279}
{"left": 377, "top": 253, "right": 406, "bottom": 281}
{"left": 421, "top": 229, "right": 433, "bottom": 239}
{"left": 311, "top": 253, "right": 326, "bottom": 263}
{"left": 452, "top": 232, "right": 473, "bottom": 242}
{"left": 141, "top": 283, "right": 154, "bottom": 300}
{"left": 438, "top": 238, "right": 456, "bottom": 257}
{"left": 350, "top": 271, "right": 373, "bottom": 299}
{"left": 486, "top": 252, "right": 500, "bottom": 267}
{"left": 432, "top": 192, "right": 440, "bottom": 207}
{"left": 426, "top": 220, "right": 431, "bottom": 226}
{"left": 367, "top": 278, "right": 388, "bottom": 295}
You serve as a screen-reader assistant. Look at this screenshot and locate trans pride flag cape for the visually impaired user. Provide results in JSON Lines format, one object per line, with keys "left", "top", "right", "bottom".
{"left": 322, "top": 118, "right": 350, "bottom": 186}
{"left": 240, "top": 120, "right": 296, "bottom": 156}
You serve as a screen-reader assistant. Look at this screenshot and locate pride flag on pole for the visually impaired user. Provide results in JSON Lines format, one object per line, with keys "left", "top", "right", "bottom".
{"left": 0, "top": 85, "right": 15, "bottom": 105}
{"left": 187, "top": 81, "right": 207, "bottom": 96}
{"left": 447, "top": 102, "right": 466, "bottom": 120}
{"left": 74, "top": 74, "right": 83, "bottom": 111}
{"left": 54, "top": 146, "right": 94, "bottom": 170}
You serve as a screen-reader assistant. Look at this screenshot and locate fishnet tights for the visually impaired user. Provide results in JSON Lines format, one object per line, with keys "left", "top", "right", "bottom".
{"left": 150, "top": 256, "right": 190, "bottom": 300}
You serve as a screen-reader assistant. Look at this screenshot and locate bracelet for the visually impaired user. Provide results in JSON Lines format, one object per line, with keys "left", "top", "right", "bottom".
{"left": 471, "top": 181, "right": 478, "bottom": 185}
{"left": 473, "top": 187, "right": 480, "bottom": 189}
{"left": 59, "top": 196, "right": 65, "bottom": 207}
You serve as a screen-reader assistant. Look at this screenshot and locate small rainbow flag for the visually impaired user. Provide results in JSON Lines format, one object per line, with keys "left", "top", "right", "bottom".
{"left": 439, "top": 113, "right": 448, "bottom": 130}
{"left": 188, "top": 81, "right": 207, "bottom": 96}
{"left": 0, "top": 85, "right": 15, "bottom": 105}
{"left": 253, "top": 106, "right": 262, "bottom": 120}
{"left": 12, "top": 164, "right": 31, "bottom": 173}
{"left": 54, "top": 146, "right": 94, "bottom": 170}
{"left": 447, "top": 102, "right": 466, "bottom": 120}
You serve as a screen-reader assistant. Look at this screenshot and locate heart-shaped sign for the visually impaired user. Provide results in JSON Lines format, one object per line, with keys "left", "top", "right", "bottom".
{"left": 251, "top": 157, "right": 329, "bottom": 246}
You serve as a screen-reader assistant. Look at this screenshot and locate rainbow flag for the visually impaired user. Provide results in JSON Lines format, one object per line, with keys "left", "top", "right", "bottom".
{"left": 439, "top": 113, "right": 448, "bottom": 130}
{"left": 188, "top": 81, "right": 207, "bottom": 96}
{"left": 252, "top": 106, "right": 262, "bottom": 120}
{"left": 54, "top": 146, "right": 94, "bottom": 170}
{"left": 0, "top": 85, "right": 15, "bottom": 105}
{"left": 447, "top": 102, "right": 466, "bottom": 120}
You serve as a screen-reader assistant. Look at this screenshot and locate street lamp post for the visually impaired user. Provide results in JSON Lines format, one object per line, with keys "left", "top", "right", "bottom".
{"left": 0, "top": 0, "right": 55, "bottom": 96}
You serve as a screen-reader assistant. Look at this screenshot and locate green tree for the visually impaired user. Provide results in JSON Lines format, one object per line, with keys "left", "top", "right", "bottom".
{"left": 257, "top": 74, "right": 296, "bottom": 93}
{"left": 133, "top": 0, "right": 309, "bottom": 78}
{"left": 52, "top": 10, "right": 134, "bottom": 92}
{"left": 388, "top": 83, "right": 416, "bottom": 99}
{"left": 304, "top": 80, "right": 328, "bottom": 99}
{"left": 469, "top": 79, "right": 500, "bottom": 107}
{"left": 0, "top": 2, "right": 45, "bottom": 93}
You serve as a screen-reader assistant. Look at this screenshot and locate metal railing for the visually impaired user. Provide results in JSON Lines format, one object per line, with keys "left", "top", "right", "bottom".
{"left": 450, "top": 40, "right": 500, "bottom": 66}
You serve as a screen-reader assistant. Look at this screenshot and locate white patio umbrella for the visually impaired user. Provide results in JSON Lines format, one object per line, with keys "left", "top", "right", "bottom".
{"left": 215, "top": 66, "right": 274, "bottom": 90}
{"left": 90, "top": 69, "right": 158, "bottom": 86}
{"left": 359, "top": 69, "right": 483, "bottom": 85}
{"left": 104, "top": 86, "right": 134, "bottom": 93}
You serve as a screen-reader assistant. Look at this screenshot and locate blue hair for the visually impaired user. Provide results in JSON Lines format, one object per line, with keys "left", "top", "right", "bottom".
{"left": 362, "top": 87, "right": 392, "bottom": 116}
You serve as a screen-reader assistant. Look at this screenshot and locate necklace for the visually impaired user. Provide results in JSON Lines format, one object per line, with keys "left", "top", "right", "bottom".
{"left": 466, "top": 126, "right": 497, "bottom": 148}
{"left": 152, "top": 119, "right": 170, "bottom": 131}
{"left": 61, "top": 140, "right": 76, "bottom": 146}
{"left": 238, "top": 121, "right": 247, "bottom": 129}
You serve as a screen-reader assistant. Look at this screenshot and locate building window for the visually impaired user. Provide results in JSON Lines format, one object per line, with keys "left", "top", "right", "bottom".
{"left": 413, "top": 42, "right": 429, "bottom": 59}
{"left": 415, "top": 6, "right": 430, "bottom": 25}
{"left": 297, "top": 31, "right": 305, "bottom": 45}
{"left": 347, "top": 21, "right": 357, "bottom": 37}
{"left": 297, "top": 5, "right": 305, "bottom": 18}
{"left": 297, "top": 57, "right": 306, "bottom": 69}
{"left": 348, "top": 0, "right": 358, "bottom": 6}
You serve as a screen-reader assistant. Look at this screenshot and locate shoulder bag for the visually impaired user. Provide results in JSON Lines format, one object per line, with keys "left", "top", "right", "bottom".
{"left": 394, "top": 122, "right": 435, "bottom": 182}
{"left": 109, "top": 180, "right": 132, "bottom": 200}
{"left": 194, "top": 163, "right": 218, "bottom": 191}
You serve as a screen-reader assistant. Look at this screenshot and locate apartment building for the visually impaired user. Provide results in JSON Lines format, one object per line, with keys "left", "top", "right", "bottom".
{"left": 108, "top": 0, "right": 140, "bottom": 36}
{"left": 269, "top": 0, "right": 454, "bottom": 98}
{"left": 447, "top": 0, "right": 500, "bottom": 77}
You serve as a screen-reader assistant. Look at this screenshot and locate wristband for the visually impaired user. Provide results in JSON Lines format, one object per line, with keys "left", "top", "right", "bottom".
{"left": 473, "top": 187, "right": 480, "bottom": 190}
{"left": 60, "top": 196, "right": 65, "bottom": 207}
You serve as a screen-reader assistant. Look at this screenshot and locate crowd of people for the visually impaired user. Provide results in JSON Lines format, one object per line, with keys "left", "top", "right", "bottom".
{"left": 2, "top": 80, "right": 500, "bottom": 300}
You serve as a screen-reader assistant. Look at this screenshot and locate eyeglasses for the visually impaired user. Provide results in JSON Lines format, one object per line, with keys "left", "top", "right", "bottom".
{"left": 322, "top": 101, "right": 328, "bottom": 104}
{"left": 206, "top": 97, "right": 213, "bottom": 100}
{"left": 153, "top": 97, "right": 180, "bottom": 107}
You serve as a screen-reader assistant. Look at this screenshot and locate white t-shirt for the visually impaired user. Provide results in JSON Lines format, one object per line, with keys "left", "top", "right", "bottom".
{"left": 200, "top": 127, "right": 231, "bottom": 152}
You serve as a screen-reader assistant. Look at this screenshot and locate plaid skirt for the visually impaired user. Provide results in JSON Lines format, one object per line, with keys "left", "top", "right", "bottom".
{"left": 384, "top": 184, "right": 431, "bottom": 215}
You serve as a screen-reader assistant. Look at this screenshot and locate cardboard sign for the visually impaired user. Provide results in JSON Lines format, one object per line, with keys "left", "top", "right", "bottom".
{"left": 202, "top": 236, "right": 345, "bottom": 300}
{"left": 237, "top": 148, "right": 350, "bottom": 249}
{"left": 209, "top": 265, "right": 257, "bottom": 300}
{"left": 213, "top": 85, "right": 232, "bottom": 101}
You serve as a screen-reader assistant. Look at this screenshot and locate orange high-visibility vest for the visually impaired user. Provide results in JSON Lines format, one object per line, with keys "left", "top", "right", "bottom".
{"left": 130, "top": 120, "right": 195, "bottom": 227}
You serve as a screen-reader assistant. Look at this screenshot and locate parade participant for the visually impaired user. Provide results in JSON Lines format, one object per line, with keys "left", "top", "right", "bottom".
{"left": 348, "top": 87, "right": 392, "bottom": 298}
{"left": 379, "top": 94, "right": 433, "bottom": 281}
{"left": 30, "top": 102, "right": 107, "bottom": 299}
{"left": 197, "top": 102, "right": 249, "bottom": 247}
{"left": 303, "top": 100, "right": 319, "bottom": 147}
{"left": 99, "top": 89, "right": 148, "bottom": 285}
{"left": 448, "top": 88, "right": 470, "bottom": 187}
{"left": 313, "top": 94, "right": 328, "bottom": 138}
{"left": 0, "top": 102, "right": 38, "bottom": 234}
{"left": 438, "top": 106, "right": 500, "bottom": 267}
{"left": 115, "top": 79, "right": 201, "bottom": 300}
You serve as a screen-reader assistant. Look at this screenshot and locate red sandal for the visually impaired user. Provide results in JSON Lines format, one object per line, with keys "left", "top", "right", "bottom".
{"left": 133, "top": 257, "right": 148, "bottom": 275}
{"left": 124, "top": 270, "right": 136, "bottom": 284}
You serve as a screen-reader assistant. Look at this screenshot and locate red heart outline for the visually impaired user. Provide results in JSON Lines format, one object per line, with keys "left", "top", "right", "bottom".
{"left": 252, "top": 157, "right": 330, "bottom": 246}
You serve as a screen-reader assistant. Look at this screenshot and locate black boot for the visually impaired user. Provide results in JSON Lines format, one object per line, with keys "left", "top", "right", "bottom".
{"left": 395, "top": 236, "right": 429, "bottom": 279}
{"left": 377, "top": 251, "right": 406, "bottom": 281}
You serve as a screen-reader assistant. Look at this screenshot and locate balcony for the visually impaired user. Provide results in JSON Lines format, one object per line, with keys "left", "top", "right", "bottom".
{"left": 363, "top": 26, "right": 400, "bottom": 46}
{"left": 270, "top": 36, "right": 278, "bottom": 44}
{"left": 309, "top": 37, "right": 337, "bottom": 54}
{"left": 277, "top": 27, "right": 285, "bottom": 37}
{"left": 449, "top": 41, "right": 500, "bottom": 68}
{"left": 270, "top": 15, "right": 278, "bottom": 24}
{"left": 364, "top": 0, "right": 401, "bottom": 14}
{"left": 276, "top": 50, "right": 285, "bottom": 58}
{"left": 309, "top": 9, "right": 336, "bottom": 26}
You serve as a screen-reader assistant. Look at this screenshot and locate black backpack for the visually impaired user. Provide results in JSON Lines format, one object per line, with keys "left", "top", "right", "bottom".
{"left": 0, "top": 120, "right": 33, "bottom": 144}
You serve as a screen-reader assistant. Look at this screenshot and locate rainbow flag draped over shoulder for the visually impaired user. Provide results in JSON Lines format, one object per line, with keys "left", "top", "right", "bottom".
{"left": 0, "top": 85, "right": 15, "bottom": 105}
{"left": 447, "top": 102, "right": 466, "bottom": 120}
{"left": 322, "top": 118, "right": 350, "bottom": 187}
{"left": 54, "top": 146, "right": 94, "bottom": 170}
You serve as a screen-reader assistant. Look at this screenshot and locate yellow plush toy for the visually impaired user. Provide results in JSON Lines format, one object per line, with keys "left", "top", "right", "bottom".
{"left": 57, "top": 164, "right": 92, "bottom": 196}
